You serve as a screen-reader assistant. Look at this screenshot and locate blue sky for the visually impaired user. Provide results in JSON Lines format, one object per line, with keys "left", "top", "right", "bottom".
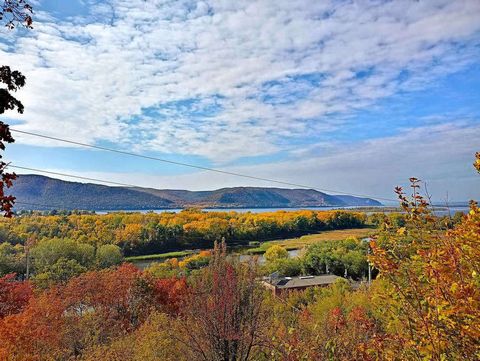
{"left": 1, "top": 0, "right": 480, "bottom": 202}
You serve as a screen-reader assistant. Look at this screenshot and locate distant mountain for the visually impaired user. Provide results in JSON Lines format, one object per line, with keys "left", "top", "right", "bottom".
{"left": 134, "top": 186, "right": 344, "bottom": 208}
{"left": 11, "top": 174, "right": 382, "bottom": 211}
{"left": 333, "top": 195, "right": 383, "bottom": 207}
{"left": 12, "top": 174, "right": 174, "bottom": 210}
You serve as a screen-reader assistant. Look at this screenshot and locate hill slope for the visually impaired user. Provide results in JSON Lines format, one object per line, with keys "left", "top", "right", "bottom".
{"left": 11, "top": 174, "right": 382, "bottom": 210}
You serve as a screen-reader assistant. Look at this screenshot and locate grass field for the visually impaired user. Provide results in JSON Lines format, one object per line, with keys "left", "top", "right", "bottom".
{"left": 125, "top": 250, "right": 194, "bottom": 262}
{"left": 244, "top": 227, "right": 376, "bottom": 254}
{"left": 126, "top": 227, "right": 377, "bottom": 262}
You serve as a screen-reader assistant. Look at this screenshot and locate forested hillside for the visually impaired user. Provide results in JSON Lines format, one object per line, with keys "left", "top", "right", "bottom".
{"left": 11, "top": 175, "right": 382, "bottom": 210}
{"left": 12, "top": 175, "right": 174, "bottom": 210}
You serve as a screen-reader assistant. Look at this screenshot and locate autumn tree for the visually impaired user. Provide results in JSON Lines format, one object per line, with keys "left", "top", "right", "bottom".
{"left": 151, "top": 276, "right": 188, "bottom": 315}
{"left": 178, "top": 250, "right": 211, "bottom": 270}
{"left": 79, "top": 312, "right": 186, "bottom": 361}
{"left": 0, "top": 273, "right": 32, "bottom": 318}
{"left": 178, "top": 241, "right": 266, "bottom": 361}
{"left": 264, "top": 245, "right": 288, "bottom": 263}
{"left": 1, "top": 0, "right": 32, "bottom": 29}
{"left": 0, "top": 263, "right": 158, "bottom": 359}
{"left": 369, "top": 172, "right": 480, "bottom": 360}
{"left": 0, "top": 67, "right": 20, "bottom": 217}
{"left": 0, "top": 210, "right": 367, "bottom": 255}
{"left": 475, "top": 151, "right": 480, "bottom": 173}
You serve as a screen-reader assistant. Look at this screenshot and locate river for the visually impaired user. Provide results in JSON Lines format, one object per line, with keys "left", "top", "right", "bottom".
{"left": 126, "top": 205, "right": 471, "bottom": 269}
{"left": 97, "top": 205, "right": 470, "bottom": 216}
{"left": 132, "top": 248, "right": 301, "bottom": 269}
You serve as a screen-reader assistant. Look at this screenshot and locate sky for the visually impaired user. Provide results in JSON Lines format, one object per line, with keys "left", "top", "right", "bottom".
{"left": 1, "top": 0, "right": 480, "bottom": 203}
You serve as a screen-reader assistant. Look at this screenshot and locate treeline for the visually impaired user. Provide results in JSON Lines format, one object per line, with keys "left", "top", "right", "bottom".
{"left": 0, "top": 238, "right": 124, "bottom": 287}
{"left": 261, "top": 237, "right": 373, "bottom": 280}
{"left": 0, "top": 209, "right": 367, "bottom": 257}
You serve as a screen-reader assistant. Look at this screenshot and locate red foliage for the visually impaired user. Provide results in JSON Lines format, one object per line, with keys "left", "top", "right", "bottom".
{"left": 63, "top": 263, "right": 141, "bottom": 305}
{"left": 152, "top": 276, "right": 187, "bottom": 314}
{"left": 347, "top": 306, "right": 375, "bottom": 332}
{"left": 61, "top": 263, "right": 148, "bottom": 332}
{"left": 0, "top": 264, "right": 153, "bottom": 359}
{"left": 327, "top": 306, "right": 346, "bottom": 333}
{"left": 0, "top": 273, "right": 32, "bottom": 318}
{"left": 0, "top": 289, "right": 66, "bottom": 360}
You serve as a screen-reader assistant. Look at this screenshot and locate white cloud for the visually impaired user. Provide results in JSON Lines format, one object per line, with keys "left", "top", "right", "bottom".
{"left": 16, "top": 121, "right": 480, "bottom": 202}
{"left": 1, "top": 0, "right": 479, "bottom": 162}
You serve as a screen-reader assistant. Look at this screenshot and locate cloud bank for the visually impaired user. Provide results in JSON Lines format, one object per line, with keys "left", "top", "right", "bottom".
{"left": 1, "top": 0, "right": 480, "bottom": 200}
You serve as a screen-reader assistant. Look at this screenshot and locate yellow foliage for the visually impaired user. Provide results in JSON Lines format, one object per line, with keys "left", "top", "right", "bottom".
{"left": 370, "top": 191, "right": 480, "bottom": 359}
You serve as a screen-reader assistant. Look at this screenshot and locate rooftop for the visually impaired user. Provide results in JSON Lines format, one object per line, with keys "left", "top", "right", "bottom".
{"left": 266, "top": 275, "right": 342, "bottom": 289}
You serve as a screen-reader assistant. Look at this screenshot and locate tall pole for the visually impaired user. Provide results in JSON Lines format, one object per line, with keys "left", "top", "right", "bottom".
{"left": 25, "top": 236, "right": 33, "bottom": 280}
{"left": 365, "top": 238, "right": 372, "bottom": 285}
{"left": 25, "top": 241, "right": 30, "bottom": 280}
{"left": 368, "top": 258, "right": 372, "bottom": 285}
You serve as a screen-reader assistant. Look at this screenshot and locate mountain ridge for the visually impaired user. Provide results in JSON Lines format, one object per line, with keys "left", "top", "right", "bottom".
{"left": 11, "top": 174, "right": 382, "bottom": 210}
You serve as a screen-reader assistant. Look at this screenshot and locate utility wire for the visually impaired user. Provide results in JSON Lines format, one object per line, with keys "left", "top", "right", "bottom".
{"left": 8, "top": 165, "right": 138, "bottom": 188}
{"left": 10, "top": 128, "right": 398, "bottom": 202}
{"left": 15, "top": 201, "right": 66, "bottom": 209}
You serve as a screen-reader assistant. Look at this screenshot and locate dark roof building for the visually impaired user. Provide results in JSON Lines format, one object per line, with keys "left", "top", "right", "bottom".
{"left": 262, "top": 274, "right": 343, "bottom": 295}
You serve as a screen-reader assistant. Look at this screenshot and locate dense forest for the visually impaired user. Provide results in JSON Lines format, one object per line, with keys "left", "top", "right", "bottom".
{"left": 0, "top": 209, "right": 367, "bottom": 256}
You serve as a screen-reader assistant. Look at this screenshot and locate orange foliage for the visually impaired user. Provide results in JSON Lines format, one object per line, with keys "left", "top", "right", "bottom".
{"left": 0, "top": 209, "right": 366, "bottom": 257}
{"left": 0, "top": 289, "right": 66, "bottom": 360}
{"left": 152, "top": 277, "right": 187, "bottom": 314}
{"left": 0, "top": 263, "right": 188, "bottom": 360}
{"left": 0, "top": 274, "right": 32, "bottom": 318}
{"left": 370, "top": 181, "right": 480, "bottom": 359}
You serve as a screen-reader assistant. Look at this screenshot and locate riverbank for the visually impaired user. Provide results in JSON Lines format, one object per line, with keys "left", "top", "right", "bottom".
{"left": 243, "top": 227, "right": 376, "bottom": 254}
{"left": 127, "top": 227, "right": 376, "bottom": 269}
{"left": 125, "top": 250, "right": 194, "bottom": 262}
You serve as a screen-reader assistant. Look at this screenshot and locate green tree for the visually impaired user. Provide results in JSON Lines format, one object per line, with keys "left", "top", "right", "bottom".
{"left": 264, "top": 245, "right": 288, "bottom": 263}
{"left": 265, "top": 257, "right": 303, "bottom": 277}
{"left": 31, "top": 238, "right": 95, "bottom": 273}
{"left": 33, "top": 257, "right": 86, "bottom": 288}
{"left": 303, "top": 239, "right": 368, "bottom": 279}
{"left": 96, "top": 244, "right": 123, "bottom": 269}
{"left": 0, "top": 242, "right": 24, "bottom": 276}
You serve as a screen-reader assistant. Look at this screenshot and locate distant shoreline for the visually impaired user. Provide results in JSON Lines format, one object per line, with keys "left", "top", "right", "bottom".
{"left": 90, "top": 204, "right": 469, "bottom": 216}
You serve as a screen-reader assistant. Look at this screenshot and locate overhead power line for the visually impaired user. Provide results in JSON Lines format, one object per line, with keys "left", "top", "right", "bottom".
{"left": 9, "top": 163, "right": 399, "bottom": 207}
{"left": 15, "top": 201, "right": 66, "bottom": 209}
{"left": 10, "top": 129, "right": 398, "bottom": 202}
{"left": 8, "top": 165, "right": 138, "bottom": 188}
